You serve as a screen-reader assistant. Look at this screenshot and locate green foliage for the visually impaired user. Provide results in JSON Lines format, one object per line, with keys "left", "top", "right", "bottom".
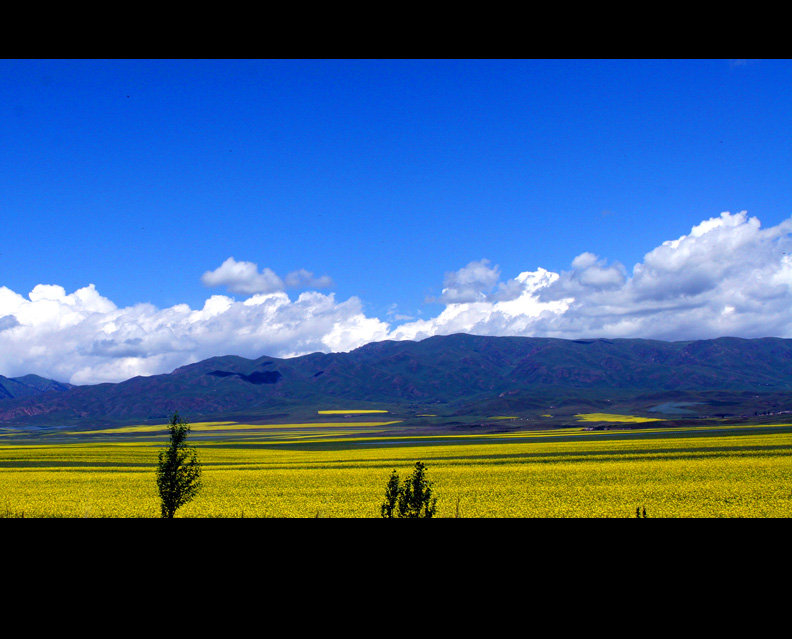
{"left": 381, "top": 462, "right": 438, "bottom": 518}
{"left": 381, "top": 469, "right": 401, "bottom": 518}
{"left": 156, "top": 412, "right": 202, "bottom": 518}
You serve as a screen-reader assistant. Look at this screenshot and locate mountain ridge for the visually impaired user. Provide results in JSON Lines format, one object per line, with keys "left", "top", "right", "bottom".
{"left": 0, "top": 374, "right": 74, "bottom": 400}
{"left": 2, "top": 334, "right": 792, "bottom": 427}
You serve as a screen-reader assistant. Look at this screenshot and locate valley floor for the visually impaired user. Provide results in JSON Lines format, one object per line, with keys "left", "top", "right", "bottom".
{"left": 2, "top": 419, "right": 792, "bottom": 517}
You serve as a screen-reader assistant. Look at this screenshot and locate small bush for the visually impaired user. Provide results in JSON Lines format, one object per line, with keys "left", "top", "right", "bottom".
{"left": 381, "top": 462, "right": 438, "bottom": 518}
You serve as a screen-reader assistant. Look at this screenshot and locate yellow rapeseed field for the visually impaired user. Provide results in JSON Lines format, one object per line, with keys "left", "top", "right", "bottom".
{"left": 2, "top": 421, "right": 792, "bottom": 517}
{"left": 575, "top": 412, "right": 665, "bottom": 423}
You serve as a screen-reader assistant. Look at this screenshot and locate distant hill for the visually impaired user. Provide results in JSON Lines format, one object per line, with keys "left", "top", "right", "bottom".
{"left": 2, "top": 334, "right": 792, "bottom": 427}
{"left": 0, "top": 374, "right": 73, "bottom": 400}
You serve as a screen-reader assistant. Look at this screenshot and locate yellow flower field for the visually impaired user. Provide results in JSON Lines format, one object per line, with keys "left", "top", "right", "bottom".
{"left": 575, "top": 413, "right": 664, "bottom": 423}
{"left": 2, "top": 422, "right": 792, "bottom": 517}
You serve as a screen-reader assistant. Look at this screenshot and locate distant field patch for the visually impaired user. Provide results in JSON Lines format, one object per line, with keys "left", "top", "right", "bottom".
{"left": 317, "top": 410, "right": 389, "bottom": 414}
{"left": 575, "top": 413, "right": 664, "bottom": 423}
{"left": 67, "top": 420, "right": 400, "bottom": 435}
{"left": 489, "top": 416, "right": 519, "bottom": 420}
{"left": 66, "top": 421, "right": 237, "bottom": 435}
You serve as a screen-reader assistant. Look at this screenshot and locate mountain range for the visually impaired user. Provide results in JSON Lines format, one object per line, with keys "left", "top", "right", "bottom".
{"left": 2, "top": 334, "right": 792, "bottom": 428}
{"left": 0, "top": 374, "right": 73, "bottom": 400}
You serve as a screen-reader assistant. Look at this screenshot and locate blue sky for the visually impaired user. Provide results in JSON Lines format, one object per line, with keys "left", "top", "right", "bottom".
{"left": 3, "top": 59, "right": 792, "bottom": 383}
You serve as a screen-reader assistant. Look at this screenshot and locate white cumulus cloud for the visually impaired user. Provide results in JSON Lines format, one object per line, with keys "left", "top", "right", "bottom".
{"left": 394, "top": 211, "right": 792, "bottom": 343}
{"left": 201, "top": 257, "right": 333, "bottom": 295}
{"left": 201, "top": 257, "right": 284, "bottom": 295}
{"left": 0, "top": 283, "right": 388, "bottom": 385}
{"left": 3, "top": 211, "right": 792, "bottom": 386}
{"left": 284, "top": 268, "right": 333, "bottom": 290}
{"left": 434, "top": 259, "right": 502, "bottom": 303}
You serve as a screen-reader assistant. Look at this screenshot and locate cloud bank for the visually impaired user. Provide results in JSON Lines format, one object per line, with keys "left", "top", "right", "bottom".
{"left": 3, "top": 211, "right": 792, "bottom": 384}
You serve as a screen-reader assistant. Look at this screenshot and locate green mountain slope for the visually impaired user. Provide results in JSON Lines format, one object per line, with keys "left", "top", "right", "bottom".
{"left": 2, "top": 334, "right": 792, "bottom": 427}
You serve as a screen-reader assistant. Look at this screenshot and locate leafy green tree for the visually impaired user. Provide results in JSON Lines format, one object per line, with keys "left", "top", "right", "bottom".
{"left": 398, "top": 461, "right": 438, "bottom": 518}
{"left": 381, "top": 462, "right": 438, "bottom": 518}
{"left": 381, "top": 469, "right": 401, "bottom": 518}
{"left": 156, "top": 412, "right": 202, "bottom": 518}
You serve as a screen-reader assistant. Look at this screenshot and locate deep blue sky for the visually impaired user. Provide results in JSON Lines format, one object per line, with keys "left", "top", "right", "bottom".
{"left": 3, "top": 59, "right": 791, "bottom": 321}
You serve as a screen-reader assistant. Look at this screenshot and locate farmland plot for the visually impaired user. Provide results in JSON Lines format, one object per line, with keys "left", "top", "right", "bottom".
{"left": 2, "top": 422, "right": 792, "bottom": 517}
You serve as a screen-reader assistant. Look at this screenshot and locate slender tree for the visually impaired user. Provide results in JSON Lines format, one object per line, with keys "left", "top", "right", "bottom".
{"left": 381, "top": 469, "right": 401, "bottom": 518}
{"left": 156, "top": 412, "right": 202, "bottom": 518}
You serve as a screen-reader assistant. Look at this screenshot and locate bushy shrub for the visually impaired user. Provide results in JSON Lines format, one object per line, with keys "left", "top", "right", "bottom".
{"left": 381, "top": 462, "right": 437, "bottom": 518}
